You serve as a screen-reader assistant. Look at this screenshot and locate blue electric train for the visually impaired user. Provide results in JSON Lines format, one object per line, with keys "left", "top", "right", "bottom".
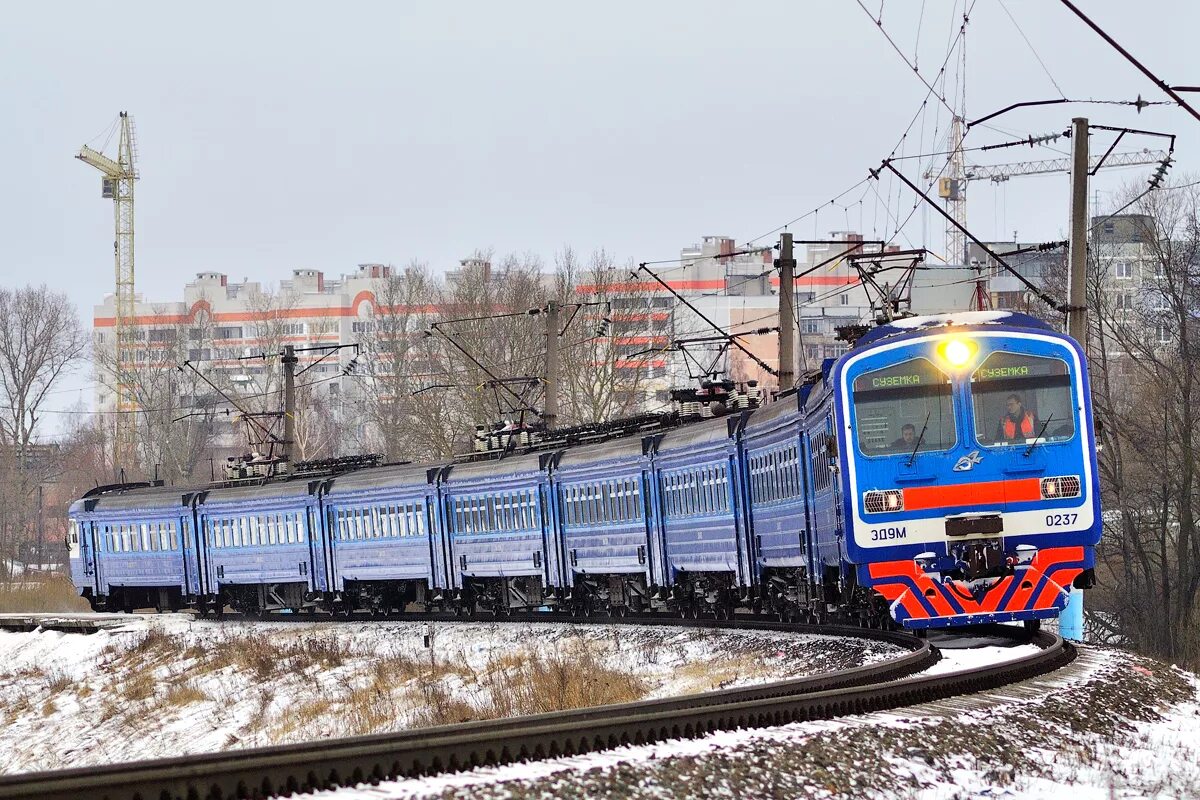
{"left": 68, "top": 311, "right": 1100, "bottom": 629}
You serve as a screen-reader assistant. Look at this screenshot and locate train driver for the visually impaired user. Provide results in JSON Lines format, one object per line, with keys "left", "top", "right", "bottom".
{"left": 996, "top": 393, "right": 1037, "bottom": 443}
{"left": 890, "top": 423, "right": 917, "bottom": 451}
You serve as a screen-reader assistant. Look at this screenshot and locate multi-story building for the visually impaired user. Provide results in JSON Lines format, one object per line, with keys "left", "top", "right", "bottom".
{"left": 93, "top": 264, "right": 406, "bottom": 458}
{"left": 966, "top": 241, "right": 1066, "bottom": 312}
{"left": 594, "top": 233, "right": 895, "bottom": 407}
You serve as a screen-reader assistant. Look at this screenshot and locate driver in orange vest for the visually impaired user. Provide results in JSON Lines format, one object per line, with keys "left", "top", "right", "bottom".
{"left": 996, "top": 393, "right": 1036, "bottom": 443}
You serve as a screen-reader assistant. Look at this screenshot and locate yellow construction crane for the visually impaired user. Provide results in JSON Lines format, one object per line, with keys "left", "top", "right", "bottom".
{"left": 77, "top": 112, "right": 139, "bottom": 471}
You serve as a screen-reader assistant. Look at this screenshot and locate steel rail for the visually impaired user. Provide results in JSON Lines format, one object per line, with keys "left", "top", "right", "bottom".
{"left": 0, "top": 619, "right": 1069, "bottom": 800}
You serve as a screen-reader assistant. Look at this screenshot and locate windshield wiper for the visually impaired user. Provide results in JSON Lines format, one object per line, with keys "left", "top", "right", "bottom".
{"left": 1023, "top": 413, "right": 1055, "bottom": 457}
{"left": 906, "top": 410, "right": 932, "bottom": 467}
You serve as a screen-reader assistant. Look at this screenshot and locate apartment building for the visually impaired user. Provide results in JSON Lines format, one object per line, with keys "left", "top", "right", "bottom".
{"left": 93, "top": 263, "right": 406, "bottom": 455}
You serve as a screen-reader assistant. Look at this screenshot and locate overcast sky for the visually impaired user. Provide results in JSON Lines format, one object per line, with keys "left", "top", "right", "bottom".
{"left": 3, "top": 0, "right": 1198, "bottom": 420}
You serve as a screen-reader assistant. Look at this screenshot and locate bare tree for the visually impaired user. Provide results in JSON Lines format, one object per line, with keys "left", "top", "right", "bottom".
{"left": 92, "top": 301, "right": 224, "bottom": 482}
{"left": 1085, "top": 179, "right": 1200, "bottom": 665}
{"left": 554, "top": 247, "right": 653, "bottom": 423}
{"left": 0, "top": 287, "right": 87, "bottom": 458}
{"left": 0, "top": 286, "right": 86, "bottom": 581}
{"left": 355, "top": 262, "right": 449, "bottom": 460}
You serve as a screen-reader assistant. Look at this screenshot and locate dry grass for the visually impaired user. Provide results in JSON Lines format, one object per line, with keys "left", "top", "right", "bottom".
{"left": 479, "top": 641, "right": 646, "bottom": 719}
{"left": 673, "top": 654, "right": 771, "bottom": 692}
{"left": 120, "top": 671, "right": 156, "bottom": 703}
{"left": 0, "top": 577, "right": 90, "bottom": 613}
{"left": 42, "top": 667, "right": 73, "bottom": 695}
{"left": 162, "top": 681, "right": 207, "bottom": 708}
{"left": 188, "top": 633, "right": 353, "bottom": 682}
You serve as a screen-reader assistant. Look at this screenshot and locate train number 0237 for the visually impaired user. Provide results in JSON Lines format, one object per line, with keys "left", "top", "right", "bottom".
{"left": 1045, "top": 513, "right": 1078, "bottom": 527}
{"left": 870, "top": 526, "right": 907, "bottom": 541}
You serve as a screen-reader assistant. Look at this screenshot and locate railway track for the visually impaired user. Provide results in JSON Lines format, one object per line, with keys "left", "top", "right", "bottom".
{"left": 0, "top": 616, "right": 1072, "bottom": 800}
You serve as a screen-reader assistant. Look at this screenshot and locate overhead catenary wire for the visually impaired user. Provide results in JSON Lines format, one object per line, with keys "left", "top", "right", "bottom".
{"left": 1057, "top": 0, "right": 1200, "bottom": 125}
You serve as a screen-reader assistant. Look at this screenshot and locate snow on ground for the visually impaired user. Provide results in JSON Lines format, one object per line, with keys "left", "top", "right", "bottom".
{"left": 309, "top": 645, "right": 1200, "bottom": 800}
{"left": 0, "top": 614, "right": 900, "bottom": 776}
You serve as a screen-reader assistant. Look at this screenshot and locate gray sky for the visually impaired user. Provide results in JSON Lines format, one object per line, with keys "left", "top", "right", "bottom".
{"left": 3, "top": 0, "right": 1198, "bottom": 422}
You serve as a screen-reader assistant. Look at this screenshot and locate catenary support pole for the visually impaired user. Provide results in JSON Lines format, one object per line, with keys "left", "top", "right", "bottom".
{"left": 777, "top": 232, "right": 796, "bottom": 390}
{"left": 1067, "top": 118, "right": 1090, "bottom": 346}
{"left": 543, "top": 301, "right": 560, "bottom": 430}
{"left": 282, "top": 344, "right": 297, "bottom": 463}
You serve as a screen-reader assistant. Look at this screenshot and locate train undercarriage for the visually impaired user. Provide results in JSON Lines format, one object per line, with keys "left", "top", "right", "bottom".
{"left": 88, "top": 566, "right": 895, "bottom": 628}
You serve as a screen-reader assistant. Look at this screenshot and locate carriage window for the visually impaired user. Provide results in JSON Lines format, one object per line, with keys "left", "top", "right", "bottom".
{"left": 853, "top": 358, "right": 956, "bottom": 455}
{"left": 971, "top": 351, "right": 1076, "bottom": 446}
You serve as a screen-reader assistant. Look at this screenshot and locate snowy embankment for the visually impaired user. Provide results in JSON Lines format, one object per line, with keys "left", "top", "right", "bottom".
{"left": 310, "top": 645, "right": 1200, "bottom": 800}
{"left": 0, "top": 615, "right": 900, "bottom": 776}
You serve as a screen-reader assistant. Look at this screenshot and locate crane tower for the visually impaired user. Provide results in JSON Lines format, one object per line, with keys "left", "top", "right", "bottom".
{"left": 77, "top": 112, "right": 139, "bottom": 470}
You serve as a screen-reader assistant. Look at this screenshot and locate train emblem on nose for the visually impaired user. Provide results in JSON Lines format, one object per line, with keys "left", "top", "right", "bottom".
{"left": 953, "top": 450, "right": 983, "bottom": 472}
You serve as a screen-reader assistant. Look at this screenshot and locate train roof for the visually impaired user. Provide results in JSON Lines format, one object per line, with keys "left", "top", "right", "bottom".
{"left": 326, "top": 461, "right": 445, "bottom": 494}
{"left": 744, "top": 392, "right": 801, "bottom": 430}
{"left": 200, "top": 477, "right": 316, "bottom": 505}
{"left": 82, "top": 483, "right": 194, "bottom": 513}
{"left": 656, "top": 414, "right": 737, "bottom": 454}
{"left": 856, "top": 310, "right": 1056, "bottom": 348}
{"left": 443, "top": 451, "right": 547, "bottom": 482}
{"left": 556, "top": 430, "right": 647, "bottom": 468}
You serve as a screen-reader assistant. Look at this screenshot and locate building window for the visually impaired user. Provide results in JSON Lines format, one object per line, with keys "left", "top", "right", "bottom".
{"left": 801, "top": 319, "right": 820, "bottom": 334}
{"left": 148, "top": 328, "right": 176, "bottom": 343}
{"left": 215, "top": 326, "right": 243, "bottom": 340}
{"left": 1114, "top": 291, "right": 1135, "bottom": 311}
{"left": 1157, "top": 323, "right": 1172, "bottom": 344}
{"left": 840, "top": 293, "right": 850, "bottom": 305}
{"left": 1115, "top": 262, "right": 1133, "bottom": 279}
{"left": 1103, "top": 222, "right": 1115, "bottom": 234}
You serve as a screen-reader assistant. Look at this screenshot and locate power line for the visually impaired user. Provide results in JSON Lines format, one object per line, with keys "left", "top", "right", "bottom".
{"left": 855, "top": 0, "right": 959, "bottom": 119}
{"left": 1058, "top": 0, "right": 1200, "bottom": 125}
{"left": 997, "top": 0, "right": 1066, "bottom": 98}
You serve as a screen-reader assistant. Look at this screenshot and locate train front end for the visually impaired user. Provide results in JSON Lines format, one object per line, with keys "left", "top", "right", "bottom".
{"left": 835, "top": 312, "right": 1100, "bottom": 629}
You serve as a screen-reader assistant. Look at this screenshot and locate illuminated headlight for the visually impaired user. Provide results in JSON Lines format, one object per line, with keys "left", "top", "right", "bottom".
{"left": 1040, "top": 475, "right": 1081, "bottom": 499}
{"left": 937, "top": 337, "right": 977, "bottom": 369}
{"left": 864, "top": 489, "right": 904, "bottom": 514}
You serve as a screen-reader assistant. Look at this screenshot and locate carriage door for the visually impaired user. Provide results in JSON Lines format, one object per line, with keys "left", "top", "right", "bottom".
{"left": 181, "top": 515, "right": 199, "bottom": 597}
{"left": 307, "top": 505, "right": 330, "bottom": 592}
{"left": 79, "top": 522, "right": 99, "bottom": 596}
{"left": 89, "top": 523, "right": 105, "bottom": 595}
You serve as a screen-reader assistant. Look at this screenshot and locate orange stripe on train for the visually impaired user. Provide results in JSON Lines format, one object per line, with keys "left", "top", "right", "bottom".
{"left": 902, "top": 477, "right": 1041, "bottom": 511}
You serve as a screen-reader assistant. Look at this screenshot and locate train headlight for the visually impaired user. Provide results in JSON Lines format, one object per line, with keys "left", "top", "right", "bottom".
{"left": 937, "top": 337, "right": 976, "bottom": 369}
{"left": 864, "top": 489, "right": 904, "bottom": 514}
{"left": 1040, "top": 475, "right": 1081, "bottom": 499}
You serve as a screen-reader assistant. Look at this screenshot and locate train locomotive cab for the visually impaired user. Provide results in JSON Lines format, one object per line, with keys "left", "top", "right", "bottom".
{"left": 835, "top": 312, "right": 1101, "bottom": 629}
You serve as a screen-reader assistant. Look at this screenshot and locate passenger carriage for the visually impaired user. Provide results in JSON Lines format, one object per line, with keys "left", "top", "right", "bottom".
{"left": 68, "top": 484, "right": 198, "bottom": 612}
{"left": 552, "top": 434, "right": 657, "bottom": 615}
{"left": 740, "top": 388, "right": 813, "bottom": 617}
{"left": 651, "top": 415, "right": 753, "bottom": 618}
{"left": 194, "top": 481, "right": 319, "bottom": 615}
{"left": 440, "top": 453, "right": 562, "bottom": 614}
{"left": 321, "top": 462, "right": 448, "bottom": 613}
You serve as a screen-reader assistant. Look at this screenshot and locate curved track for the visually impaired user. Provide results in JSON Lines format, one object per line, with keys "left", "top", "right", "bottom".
{"left": 0, "top": 617, "right": 1071, "bottom": 800}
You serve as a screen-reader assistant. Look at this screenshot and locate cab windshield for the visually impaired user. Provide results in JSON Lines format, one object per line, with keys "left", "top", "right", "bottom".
{"left": 971, "top": 351, "right": 1076, "bottom": 447}
{"left": 853, "top": 357, "right": 956, "bottom": 456}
